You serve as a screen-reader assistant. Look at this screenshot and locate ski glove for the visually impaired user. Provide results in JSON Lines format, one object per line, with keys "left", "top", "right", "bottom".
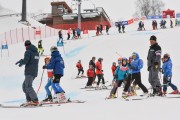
{"left": 129, "top": 66, "right": 137, "bottom": 70}
{"left": 153, "top": 62, "right": 159, "bottom": 71}
{"left": 15, "top": 59, "right": 23, "bottom": 67}
{"left": 42, "top": 65, "right": 46, "bottom": 69}
{"left": 147, "top": 66, "right": 151, "bottom": 71}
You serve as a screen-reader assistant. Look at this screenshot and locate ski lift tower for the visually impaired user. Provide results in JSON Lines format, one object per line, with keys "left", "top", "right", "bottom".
{"left": 77, "top": 0, "right": 82, "bottom": 29}
{"left": 20, "top": 0, "right": 27, "bottom": 22}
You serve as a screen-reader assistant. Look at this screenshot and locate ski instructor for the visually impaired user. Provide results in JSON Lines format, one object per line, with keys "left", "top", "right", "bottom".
{"left": 147, "top": 35, "right": 162, "bottom": 96}
{"left": 15, "top": 40, "right": 39, "bottom": 106}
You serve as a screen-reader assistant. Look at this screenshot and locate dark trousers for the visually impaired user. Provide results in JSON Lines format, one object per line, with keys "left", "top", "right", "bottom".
{"left": 67, "top": 33, "right": 70, "bottom": 40}
{"left": 163, "top": 76, "right": 177, "bottom": 92}
{"left": 86, "top": 77, "right": 94, "bottom": 86}
{"left": 124, "top": 72, "right": 148, "bottom": 93}
{"left": 97, "top": 74, "right": 105, "bottom": 85}
{"left": 78, "top": 69, "right": 84, "bottom": 76}
{"left": 110, "top": 80, "right": 123, "bottom": 96}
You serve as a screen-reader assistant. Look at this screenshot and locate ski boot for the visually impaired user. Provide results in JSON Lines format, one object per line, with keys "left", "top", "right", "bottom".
{"left": 170, "top": 89, "right": 179, "bottom": 94}
{"left": 43, "top": 95, "right": 52, "bottom": 102}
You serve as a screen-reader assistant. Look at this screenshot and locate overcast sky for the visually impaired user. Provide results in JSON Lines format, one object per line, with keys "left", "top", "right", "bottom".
{"left": 0, "top": 0, "right": 180, "bottom": 21}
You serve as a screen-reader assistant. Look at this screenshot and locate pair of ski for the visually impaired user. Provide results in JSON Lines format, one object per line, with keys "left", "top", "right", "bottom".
{"left": 0, "top": 99, "right": 86, "bottom": 108}
{"left": 39, "top": 99, "right": 86, "bottom": 106}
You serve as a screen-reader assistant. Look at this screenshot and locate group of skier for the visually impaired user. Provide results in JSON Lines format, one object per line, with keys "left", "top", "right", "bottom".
{"left": 15, "top": 33, "right": 179, "bottom": 106}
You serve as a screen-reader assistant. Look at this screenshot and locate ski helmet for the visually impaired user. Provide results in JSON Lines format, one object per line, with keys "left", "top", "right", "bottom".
{"left": 163, "top": 53, "right": 170, "bottom": 59}
{"left": 50, "top": 46, "right": 58, "bottom": 53}
{"left": 98, "top": 58, "right": 103, "bottom": 61}
{"left": 24, "top": 40, "right": 31, "bottom": 46}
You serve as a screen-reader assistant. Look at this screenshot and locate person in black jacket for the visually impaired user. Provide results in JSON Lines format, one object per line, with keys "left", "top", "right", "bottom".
{"left": 147, "top": 35, "right": 162, "bottom": 96}
{"left": 38, "top": 40, "right": 44, "bottom": 55}
{"left": 89, "top": 57, "right": 96, "bottom": 83}
{"left": 16, "top": 40, "right": 39, "bottom": 106}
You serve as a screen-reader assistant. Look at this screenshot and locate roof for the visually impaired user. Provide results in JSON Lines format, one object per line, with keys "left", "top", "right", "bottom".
{"left": 51, "top": 1, "right": 72, "bottom": 13}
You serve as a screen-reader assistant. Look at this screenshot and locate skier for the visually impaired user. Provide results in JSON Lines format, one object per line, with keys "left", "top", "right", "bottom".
{"left": 58, "top": 30, "right": 63, "bottom": 42}
{"left": 76, "top": 28, "right": 81, "bottom": 39}
{"left": 85, "top": 65, "right": 95, "bottom": 88}
{"left": 72, "top": 28, "right": 77, "bottom": 39}
{"left": 107, "top": 58, "right": 129, "bottom": 99}
{"left": 96, "top": 25, "right": 100, "bottom": 36}
{"left": 43, "top": 46, "right": 66, "bottom": 102}
{"left": 42, "top": 57, "right": 53, "bottom": 102}
{"left": 152, "top": 20, "right": 155, "bottom": 30}
{"left": 122, "top": 52, "right": 148, "bottom": 97}
{"left": 95, "top": 58, "right": 106, "bottom": 89}
{"left": 38, "top": 40, "right": 44, "bottom": 55}
{"left": 117, "top": 23, "right": 121, "bottom": 33}
{"left": 106, "top": 25, "right": 109, "bottom": 35}
{"left": 111, "top": 62, "right": 117, "bottom": 85}
{"left": 161, "top": 53, "right": 179, "bottom": 94}
{"left": 67, "top": 28, "right": 71, "bottom": 40}
{"left": 76, "top": 60, "right": 84, "bottom": 78}
{"left": 89, "top": 57, "right": 96, "bottom": 83}
{"left": 15, "top": 40, "right": 39, "bottom": 106}
{"left": 147, "top": 35, "right": 162, "bottom": 96}
{"left": 122, "top": 25, "right": 125, "bottom": 33}
{"left": 170, "top": 19, "right": 173, "bottom": 28}
{"left": 99, "top": 24, "right": 103, "bottom": 34}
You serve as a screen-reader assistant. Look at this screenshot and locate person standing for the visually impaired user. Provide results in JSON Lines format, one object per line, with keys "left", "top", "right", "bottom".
{"left": 42, "top": 57, "right": 53, "bottom": 102}
{"left": 106, "top": 25, "right": 109, "bottom": 35}
{"left": 15, "top": 40, "right": 39, "bottom": 106}
{"left": 147, "top": 35, "right": 162, "bottom": 96}
{"left": 95, "top": 58, "right": 106, "bottom": 89}
{"left": 86, "top": 65, "right": 95, "bottom": 88}
{"left": 43, "top": 46, "right": 66, "bottom": 102}
{"left": 58, "top": 30, "right": 63, "bottom": 42}
{"left": 89, "top": 57, "right": 96, "bottom": 83}
{"left": 76, "top": 60, "right": 84, "bottom": 78}
{"left": 38, "top": 40, "right": 44, "bottom": 55}
{"left": 67, "top": 28, "right": 71, "bottom": 40}
{"left": 122, "top": 52, "right": 148, "bottom": 97}
{"left": 162, "top": 53, "right": 179, "bottom": 95}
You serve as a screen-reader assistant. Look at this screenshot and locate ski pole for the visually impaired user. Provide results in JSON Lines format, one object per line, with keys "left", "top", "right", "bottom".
{"left": 36, "top": 69, "right": 45, "bottom": 94}
{"left": 115, "top": 52, "right": 122, "bottom": 57}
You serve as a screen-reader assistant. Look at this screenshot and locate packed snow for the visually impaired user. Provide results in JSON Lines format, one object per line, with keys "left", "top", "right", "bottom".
{"left": 0, "top": 17, "right": 180, "bottom": 120}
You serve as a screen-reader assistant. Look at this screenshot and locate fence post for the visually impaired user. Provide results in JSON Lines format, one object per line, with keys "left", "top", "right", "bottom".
{"left": 10, "top": 30, "right": 12, "bottom": 45}
{"left": 34, "top": 28, "right": 36, "bottom": 40}
{"left": 45, "top": 25, "right": 46, "bottom": 38}
{"left": 28, "top": 27, "right": 30, "bottom": 40}
{"left": 39, "top": 26, "right": 41, "bottom": 40}
{"left": 16, "top": 28, "right": 18, "bottom": 43}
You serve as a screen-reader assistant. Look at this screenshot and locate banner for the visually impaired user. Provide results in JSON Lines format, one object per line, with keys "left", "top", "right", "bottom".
{"left": 176, "top": 13, "right": 180, "bottom": 18}
{"left": 147, "top": 15, "right": 162, "bottom": 19}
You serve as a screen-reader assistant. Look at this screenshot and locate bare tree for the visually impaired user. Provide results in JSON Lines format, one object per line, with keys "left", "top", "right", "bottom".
{"left": 134, "top": 0, "right": 165, "bottom": 17}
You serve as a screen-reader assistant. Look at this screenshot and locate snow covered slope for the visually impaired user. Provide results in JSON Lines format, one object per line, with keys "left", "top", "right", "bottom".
{"left": 0, "top": 20, "right": 180, "bottom": 120}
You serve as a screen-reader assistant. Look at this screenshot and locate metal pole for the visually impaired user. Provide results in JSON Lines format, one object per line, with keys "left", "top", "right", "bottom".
{"left": 21, "top": 0, "right": 27, "bottom": 22}
{"left": 78, "top": 0, "right": 81, "bottom": 29}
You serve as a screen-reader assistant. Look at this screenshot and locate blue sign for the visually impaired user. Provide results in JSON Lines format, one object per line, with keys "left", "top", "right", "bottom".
{"left": 1, "top": 44, "right": 8, "bottom": 49}
{"left": 176, "top": 14, "right": 180, "bottom": 18}
{"left": 115, "top": 21, "right": 128, "bottom": 26}
{"left": 147, "top": 15, "right": 162, "bottom": 19}
{"left": 57, "top": 41, "right": 64, "bottom": 47}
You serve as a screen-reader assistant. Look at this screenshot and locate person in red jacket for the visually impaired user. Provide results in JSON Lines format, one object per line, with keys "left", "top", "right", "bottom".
{"left": 76, "top": 60, "right": 84, "bottom": 78}
{"left": 111, "top": 62, "right": 117, "bottom": 85}
{"left": 96, "top": 58, "right": 106, "bottom": 89}
{"left": 85, "top": 65, "right": 95, "bottom": 88}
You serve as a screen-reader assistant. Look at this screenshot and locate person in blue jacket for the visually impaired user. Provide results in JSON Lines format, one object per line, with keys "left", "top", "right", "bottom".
{"left": 162, "top": 53, "right": 179, "bottom": 94}
{"left": 122, "top": 52, "right": 148, "bottom": 97}
{"left": 43, "top": 46, "right": 66, "bottom": 102}
{"left": 107, "top": 57, "right": 129, "bottom": 99}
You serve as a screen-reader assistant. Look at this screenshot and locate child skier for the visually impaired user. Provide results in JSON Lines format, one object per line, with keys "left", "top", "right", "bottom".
{"left": 111, "top": 62, "right": 117, "bottom": 85}
{"left": 107, "top": 58, "right": 129, "bottom": 99}
{"left": 76, "top": 60, "right": 85, "bottom": 78}
{"left": 38, "top": 40, "right": 44, "bottom": 55}
{"left": 43, "top": 46, "right": 66, "bottom": 103}
{"left": 162, "top": 53, "right": 179, "bottom": 95}
{"left": 85, "top": 65, "right": 95, "bottom": 88}
{"left": 42, "top": 57, "right": 53, "bottom": 102}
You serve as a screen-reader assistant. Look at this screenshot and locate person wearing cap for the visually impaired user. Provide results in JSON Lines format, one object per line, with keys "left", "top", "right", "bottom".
{"left": 15, "top": 40, "right": 39, "bottom": 106}
{"left": 162, "top": 53, "right": 179, "bottom": 94}
{"left": 43, "top": 46, "right": 66, "bottom": 102}
{"left": 147, "top": 35, "right": 162, "bottom": 96}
